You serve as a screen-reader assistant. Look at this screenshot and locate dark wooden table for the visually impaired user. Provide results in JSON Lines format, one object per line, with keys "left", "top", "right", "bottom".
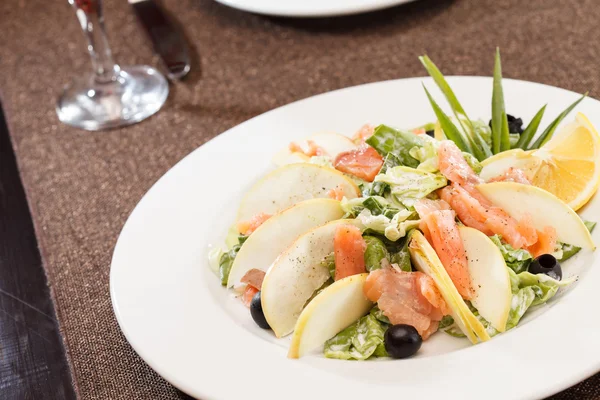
{"left": 0, "top": 103, "right": 75, "bottom": 400}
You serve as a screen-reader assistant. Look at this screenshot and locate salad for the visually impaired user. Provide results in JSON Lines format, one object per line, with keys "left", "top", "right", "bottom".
{"left": 208, "top": 50, "right": 599, "bottom": 360}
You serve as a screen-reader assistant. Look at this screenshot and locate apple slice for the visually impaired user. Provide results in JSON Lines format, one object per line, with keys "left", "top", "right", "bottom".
{"left": 477, "top": 182, "right": 595, "bottom": 249}
{"left": 459, "top": 226, "right": 512, "bottom": 332}
{"left": 409, "top": 231, "right": 490, "bottom": 344}
{"left": 261, "top": 219, "right": 360, "bottom": 338}
{"left": 288, "top": 273, "right": 372, "bottom": 359}
{"left": 227, "top": 199, "right": 344, "bottom": 287}
{"left": 237, "top": 163, "right": 360, "bottom": 222}
{"left": 272, "top": 132, "right": 358, "bottom": 167}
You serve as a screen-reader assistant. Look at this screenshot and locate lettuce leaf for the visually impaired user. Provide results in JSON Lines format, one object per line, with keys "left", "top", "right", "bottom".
{"left": 324, "top": 314, "right": 388, "bottom": 360}
{"left": 363, "top": 236, "right": 389, "bottom": 272}
{"left": 489, "top": 235, "right": 533, "bottom": 273}
{"left": 374, "top": 166, "right": 447, "bottom": 207}
{"left": 366, "top": 125, "right": 424, "bottom": 167}
{"left": 320, "top": 253, "right": 336, "bottom": 280}
{"left": 514, "top": 270, "right": 576, "bottom": 306}
{"left": 443, "top": 268, "right": 574, "bottom": 338}
{"left": 409, "top": 137, "right": 440, "bottom": 173}
{"left": 341, "top": 196, "right": 400, "bottom": 218}
{"left": 218, "top": 245, "right": 240, "bottom": 285}
{"left": 356, "top": 208, "right": 420, "bottom": 242}
{"left": 559, "top": 220, "right": 596, "bottom": 262}
{"left": 370, "top": 305, "right": 391, "bottom": 324}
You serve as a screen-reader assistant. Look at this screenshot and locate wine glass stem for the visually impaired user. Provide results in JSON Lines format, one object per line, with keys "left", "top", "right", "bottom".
{"left": 71, "top": 0, "right": 118, "bottom": 83}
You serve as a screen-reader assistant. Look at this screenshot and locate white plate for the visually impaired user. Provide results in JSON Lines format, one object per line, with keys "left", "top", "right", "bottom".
{"left": 111, "top": 77, "right": 600, "bottom": 400}
{"left": 213, "top": 0, "right": 417, "bottom": 18}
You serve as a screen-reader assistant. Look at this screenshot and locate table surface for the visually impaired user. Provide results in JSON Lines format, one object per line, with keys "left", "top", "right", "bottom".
{"left": 1, "top": 0, "right": 600, "bottom": 398}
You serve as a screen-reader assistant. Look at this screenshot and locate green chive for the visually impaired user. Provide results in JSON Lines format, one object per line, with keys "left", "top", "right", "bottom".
{"left": 515, "top": 105, "right": 546, "bottom": 149}
{"left": 491, "top": 48, "right": 511, "bottom": 153}
{"left": 419, "top": 55, "right": 492, "bottom": 160}
{"left": 423, "top": 85, "right": 473, "bottom": 154}
{"left": 528, "top": 93, "right": 587, "bottom": 149}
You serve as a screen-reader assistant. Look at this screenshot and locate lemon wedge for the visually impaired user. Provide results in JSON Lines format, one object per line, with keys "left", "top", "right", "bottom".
{"left": 480, "top": 113, "right": 600, "bottom": 211}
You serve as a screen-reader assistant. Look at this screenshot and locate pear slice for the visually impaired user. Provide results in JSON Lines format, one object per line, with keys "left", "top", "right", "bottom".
{"left": 272, "top": 132, "right": 358, "bottom": 167}
{"left": 271, "top": 149, "right": 310, "bottom": 166}
{"left": 227, "top": 199, "right": 344, "bottom": 287}
{"left": 459, "top": 226, "right": 512, "bottom": 332}
{"left": 261, "top": 219, "right": 360, "bottom": 338}
{"left": 288, "top": 273, "right": 372, "bottom": 359}
{"left": 237, "top": 163, "right": 360, "bottom": 222}
{"left": 409, "top": 231, "right": 490, "bottom": 344}
{"left": 477, "top": 182, "right": 595, "bottom": 249}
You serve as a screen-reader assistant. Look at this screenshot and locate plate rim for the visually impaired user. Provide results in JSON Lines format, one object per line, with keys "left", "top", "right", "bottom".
{"left": 212, "top": 0, "right": 417, "bottom": 18}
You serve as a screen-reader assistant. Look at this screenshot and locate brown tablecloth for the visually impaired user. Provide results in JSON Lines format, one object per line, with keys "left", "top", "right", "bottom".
{"left": 1, "top": 0, "right": 599, "bottom": 398}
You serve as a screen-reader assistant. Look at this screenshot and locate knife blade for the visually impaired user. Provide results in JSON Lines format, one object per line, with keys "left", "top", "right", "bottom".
{"left": 129, "top": 0, "right": 190, "bottom": 80}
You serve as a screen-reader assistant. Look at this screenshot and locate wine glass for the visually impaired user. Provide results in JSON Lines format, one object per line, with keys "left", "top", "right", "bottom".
{"left": 57, "top": 0, "right": 169, "bottom": 131}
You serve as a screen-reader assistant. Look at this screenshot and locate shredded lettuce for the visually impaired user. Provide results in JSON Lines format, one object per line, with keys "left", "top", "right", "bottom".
{"left": 559, "top": 220, "right": 596, "bottom": 262}
{"left": 489, "top": 235, "right": 533, "bottom": 273}
{"left": 409, "top": 136, "right": 440, "bottom": 173}
{"left": 356, "top": 209, "right": 419, "bottom": 242}
{"left": 340, "top": 196, "right": 400, "bottom": 218}
{"left": 324, "top": 314, "right": 388, "bottom": 360}
{"left": 514, "top": 270, "right": 576, "bottom": 306}
{"left": 370, "top": 305, "right": 391, "bottom": 324}
{"left": 365, "top": 125, "right": 424, "bottom": 167}
{"left": 462, "top": 151, "right": 483, "bottom": 174}
{"left": 218, "top": 245, "right": 240, "bottom": 285}
{"left": 374, "top": 166, "right": 447, "bottom": 208}
{"left": 442, "top": 268, "right": 575, "bottom": 338}
{"left": 363, "top": 236, "right": 389, "bottom": 272}
{"left": 320, "top": 253, "right": 336, "bottom": 280}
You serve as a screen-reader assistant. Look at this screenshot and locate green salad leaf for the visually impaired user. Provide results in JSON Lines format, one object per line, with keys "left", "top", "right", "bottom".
{"left": 219, "top": 244, "right": 240, "bottom": 285}
{"left": 366, "top": 125, "right": 423, "bottom": 167}
{"left": 515, "top": 270, "right": 576, "bottom": 306}
{"left": 409, "top": 136, "right": 440, "bottom": 173}
{"left": 489, "top": 235, "right": 533, "bottom": 273}
{"left": 389, "top": 230, "right": 414, "bottom": 272}
{"left": 374, "top": 166, "right": 447, "bottom": 208}
{"left": 320, "top": 253, "right": 336, "bottom": 280}
{"left": 363, "top": 236, "right": 389, "bottom": 272}
{"left": 356, "top": 208, "right": 419, "bottom": 242}
{"left": 370, "top": 305, "right": 391, "bottom": 325}
{"left": 324, "top": 314, "right": 388, "bottom": 360}
{"left": 558, "top": 220, "right": 595, "bottom": 262}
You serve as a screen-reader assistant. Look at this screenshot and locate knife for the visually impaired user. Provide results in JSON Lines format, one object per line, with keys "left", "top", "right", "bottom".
{"left": 129, "top": 0, "right": 190, "bottom": 80}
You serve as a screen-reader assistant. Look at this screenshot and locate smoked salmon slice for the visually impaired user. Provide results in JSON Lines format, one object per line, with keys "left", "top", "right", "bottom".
{"left": 333, "top": 145, "right": 384, "bottom": 182}
{"left": 488, "top": 167, "right": 531, "bottom": 184}
{"left": 414, "top": 199, "right": 474, "bottom": 300}
{"left": 240, "top": 268, "right": 266, "bottom": 290}
{"left": 364, "top": 268, "right": 449, "bottom": 339}
{"left": 333, "top": 224, "right": 367, "bottom": 281}
{"left": 237, "top": 213, "right": 272, "bottom": 236}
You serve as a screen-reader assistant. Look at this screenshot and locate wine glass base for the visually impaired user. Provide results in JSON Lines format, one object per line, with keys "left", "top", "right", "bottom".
{"left": 56, "top": 65, "right": 169, "bottom": 131}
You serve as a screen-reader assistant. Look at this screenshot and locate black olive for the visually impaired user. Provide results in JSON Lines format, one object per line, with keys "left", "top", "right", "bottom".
{"left": 425, "top": 130, "right": 435, "bottom": 138}
{"left": 528, "top": 254, "right": 562, "bottom": 280}
{"left": 250, "top": 291, "right": 271, "bottom": 329}
{"left": 384, "top": 324, "right": 422, "bottom": 359}
{"left": 488, "top": 114, "right": 524, "bottom": 134}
